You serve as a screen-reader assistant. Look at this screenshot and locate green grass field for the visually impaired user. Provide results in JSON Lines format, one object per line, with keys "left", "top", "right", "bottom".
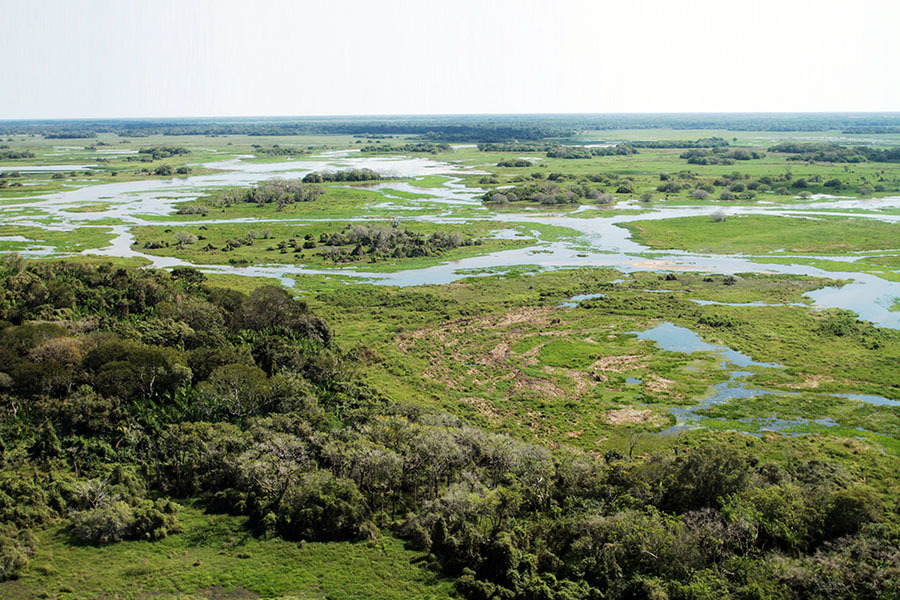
{"left": 305, "top": 268, "right": 900, "bottom": 455}
{"left": 623, "top": 214, "right": 900, "bottom": 255}
{"left": 0, "top": 225, "right": 116, "bottom": 254}
{"left": 1, "top": 505, "right": 452, "bottom": 600}
{"left": 128, "top": 220, "right": 565, "bottom": 272}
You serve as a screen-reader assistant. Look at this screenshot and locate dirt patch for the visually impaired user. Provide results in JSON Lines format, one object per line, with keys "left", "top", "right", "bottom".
{"left": 484, "top": 341, "right": 511, "bottom": 366}
{"left": 424, "top": 364, "right": 458, "bottom": 389}
{"left": 405, "top": 307, "right": 556, "bottom": 341}
{"left": 460, "top": 396, "right": 503, "bottom": 422}
{"left": 497, "top": 307, "right": 556, "bottom": 327}
{"left": 788, "top": 375, "right": 835, "bottom": 389}
{"left": 397, "top": 307, "right": 579, "bottom": 400}
{"left": 591, "top": 354, "right": 644, "bottom": 373}
{"left": 629, "top": 260, "right": 711, "bottom": 271}
{"left": 511, "top": 372, "right": 567, "bottom": 399}
{"left": 567, "top": 369, "right": 596, "bottom": 395}
{"left": 603, "top": 407, "right": 666, "bottom": 426}
{"left": 645, "top": 375, "right": 676, "bottom": 395}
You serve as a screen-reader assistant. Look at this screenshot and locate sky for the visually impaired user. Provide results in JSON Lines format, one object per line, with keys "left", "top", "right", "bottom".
{"left": 1, "top": 0, "right": 898, "bottom": 119}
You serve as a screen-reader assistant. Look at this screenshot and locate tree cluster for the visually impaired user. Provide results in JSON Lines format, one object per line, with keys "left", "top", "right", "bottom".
{"left": 497, "top": 158, "right": 533, "bottom": 167}
{"left": 137, "top": 146, "right": 190, "bottom": 160}
{"left": 251, "top": 144, "right": 312, "bottom": 156}
{"left": 215, "top": 178, "right": 324, "bottom": 211}
{"left": 301, "top": 168, "right": 382, "bottom": 183}
{"left": 484, "top": 181, "right": 614, "bottom": 205}
{"left": 680, "top": 149, "right": 765, "bottom": 165}
{"left": 317, "top": 224, "right": 478, "bottom": 263}
{"left": 0, "top": 150, "right": 35, "bottom": 159}
{"left": 546, "top": 145, "right": 637, "bottom": 159}
{"left": 359, "top": 142, "right": 451, "bottom": 154}
{"left": 477, "top": 142, "right": 559, "bottom": 153}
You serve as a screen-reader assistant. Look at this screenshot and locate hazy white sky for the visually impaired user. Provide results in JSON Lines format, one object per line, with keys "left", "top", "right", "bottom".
{"left": 1, "top": 0, "right": 898, "bottom": 119}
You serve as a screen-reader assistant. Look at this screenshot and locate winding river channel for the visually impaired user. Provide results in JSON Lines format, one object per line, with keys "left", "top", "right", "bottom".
{"left": 3, "top": 151, "right": 900, "bottom": 329}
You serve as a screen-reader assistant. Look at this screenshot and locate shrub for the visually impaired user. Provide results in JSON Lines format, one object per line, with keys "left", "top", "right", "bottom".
{"left": 70, "top": 499, "right": 181, "bottom": 545}
{"left": 0, "top": 524, "right": 33, "bottom": 581}
{"left": 70, "top": 501, "right": 134, "bottom": 544}
{"left": 274, "top": 471, "right": 373, "bottom": 541}
{"left": 130, "top": 499, "right": 182, "bottom": 541}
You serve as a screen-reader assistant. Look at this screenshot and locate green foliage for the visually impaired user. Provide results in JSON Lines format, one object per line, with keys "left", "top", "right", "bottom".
{"left": 216, "top": 177, "right": 324, "bottom": 210}
{"left": 302, "top": 168, "right": 381, "bottom": 182}
{"left": 1, "top": 262, "right": 900, "bottom": 598}
{"left": 317, "top": 224, "right": 479, "bottom": 263}
{"left": 0, "top": 524, "right": 33, "bottom": 581}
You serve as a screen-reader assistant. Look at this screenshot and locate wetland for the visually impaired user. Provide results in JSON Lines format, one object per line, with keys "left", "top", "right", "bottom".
{"left": 3, "top": 115, "right": 900, "bottom": 600}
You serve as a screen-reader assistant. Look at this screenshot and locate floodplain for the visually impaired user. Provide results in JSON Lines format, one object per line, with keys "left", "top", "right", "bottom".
{"left": 2, "top": 114, "right": 900, "bottom": 599}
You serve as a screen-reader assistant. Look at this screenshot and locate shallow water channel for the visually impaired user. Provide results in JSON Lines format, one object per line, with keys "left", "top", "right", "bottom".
{"left": 625, "top": 321, "right": 899, "bottom": 435}
{"left": 3, "top": 152, "right": 900, "bottom": 328}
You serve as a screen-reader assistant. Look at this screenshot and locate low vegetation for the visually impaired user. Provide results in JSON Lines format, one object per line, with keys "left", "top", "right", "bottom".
{"left": 623, "top": 214, "right": 900, "bottom": 255}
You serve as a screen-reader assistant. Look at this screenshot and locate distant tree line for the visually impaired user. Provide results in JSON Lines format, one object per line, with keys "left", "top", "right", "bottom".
{"left": 627, "top": 137, "right": 730, "bottom": 149}
{"left": 42, "top": 131, "right": 98, "bottom": 139}
{"left": 7, "top": 114, "right": 900, "bottom": 141}
{"left": 769, "top": 143, "right": 900, "bottom": 163}
{"left": 843, "top": 126, "right": 900, "bottom": 134}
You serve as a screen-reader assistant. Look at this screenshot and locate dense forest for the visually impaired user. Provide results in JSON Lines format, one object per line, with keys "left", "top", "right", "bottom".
{"left": 0, "top": 259, "right": 899, "bottom": 598}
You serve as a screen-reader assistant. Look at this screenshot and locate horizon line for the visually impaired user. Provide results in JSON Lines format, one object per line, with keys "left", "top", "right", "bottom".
{"left": 3, "top": 111, "right": 900, "bottom": 124}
